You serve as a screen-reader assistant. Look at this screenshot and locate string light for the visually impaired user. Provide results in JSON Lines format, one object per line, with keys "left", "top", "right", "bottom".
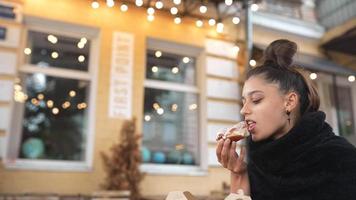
{"left": 173, "top": 0, "right": 181, "bottom": 5}
{"left": 37, "top": 94, "right": 44, "bottom": 100}
{"left": 189, "top": 104, "right": 197, "bottom": 110}
{"left": 52, "top": 107, "right": 59, "bottom": 115}
{"left": 47, "top": 35, "right": 58, "bottom": 44}
{"left": 51, "top": 51, "right": 59, "bottom": 59}
{"left": 153, "top": 102, "right": 160, "bottom": 110}
{"left": 199, "top": 5, "right": 207, "bottom": 13}
{"left": 249, "top": 59, "right": 256, "bottom": 67}
{"left": 78, "top": 55, "right": 85, "bottom": 62}
{"left": 147, "top": 7, "right": 155, "bottom": 15}
{"left": 77, "top": 42, "right": 85, "bottom": 49}
{"left": 62, "top": 101, "right": 71, "bottom": 109}
{"left": 135, "top": 0, "right": 143, "bottom": 7}
{"left": 120, "top": 4, "right": 128, "bottom": 12}
{"left": 24, "top": 48, "right": 32, "bottom": 55}
{"left": 171, "top": 104, "right": 178, "bottom": 112}
{"left": 348, "top": 75, "right": 355, "bottom": 82}
{"left": 216, "top": 22, "right": 224, "bottom": 33}
{"left": 208, "top": 19, "right": 216, "bottom": 26}
{"left": 155, "top": 1, "right": 163, "bottom": 9}
{"left": 47, "top": 100, "right": 54, "bottom": 108}
{"left": 80, "top": 37, "right": 87, "bottom": 44}
{"left": 155, "top": 51, "right": 162, "bottom": 57}
{"left": 147, "top": 15, "right": 155, "bottom": 22}
{"left": 77, "top": 102, "right": 87, "bottom": 109}
{"left": 310, "top": 73, "right": 317, "bottom": 80}
{"left": 183, "top": 57, "right": 190, "bottom": 63}
{"left": 172, "top": 67, "right": 179, "bottom": 74}
{"left": 151, "top": 66, "right": 158, "bottom": 73}
{"left": 144, "top": 115, "right": 151, "bottom": 121}
{"left": 69, "top": 90, "right": 76, "bottom": 97}
{"left": 196, "top": 20, "right": 203, "bottom": 27}
{"left": 91, "top": 1, "right": 99, "bottom": 9}
{"left": 251, "top": 4, "right": 259, "bottom": 11}
{"left": 157, "top": 108, "right": 164, "bottom": 115}
{"left": 170, "top": 7, "right": 178, "bottom": 15}
{"left": 106, "top": 0, "right": 114, "bottom": 7}
{"left": 174, "top": 17, "right": 181, "bottom": 24}
{"left": 225, "top": 0, "right": 233, "bottom": 6}
{"left": 232, "top": 46, "right": 240, "bottom": 55}
{"left": 232, "top": 17, "right": 240, "bottom": 24}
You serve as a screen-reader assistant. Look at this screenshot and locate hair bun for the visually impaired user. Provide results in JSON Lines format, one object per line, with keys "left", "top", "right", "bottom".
{"left": 263, "top": 39, "right": 297, "bottom": 68}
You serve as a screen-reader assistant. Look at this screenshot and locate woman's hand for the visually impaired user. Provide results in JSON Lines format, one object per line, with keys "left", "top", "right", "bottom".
{"left": 216, "top": 136, "right": 247, "bottom": 174}
{"left": 216, "top": 132, "right": 250, "bottom": 194}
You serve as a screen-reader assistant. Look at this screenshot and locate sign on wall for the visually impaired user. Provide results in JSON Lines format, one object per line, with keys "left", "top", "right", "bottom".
{"left": 108, "top": 31, "right": 134, "bottom": 119}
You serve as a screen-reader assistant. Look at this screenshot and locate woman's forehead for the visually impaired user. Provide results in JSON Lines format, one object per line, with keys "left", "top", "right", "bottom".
{"left": 242, "top": 77, "right": 280, "bottom": 96}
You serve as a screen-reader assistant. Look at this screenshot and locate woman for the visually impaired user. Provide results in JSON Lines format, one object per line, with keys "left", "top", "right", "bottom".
{"left": 216, "top": 39, "right": 356, "bottom": 200}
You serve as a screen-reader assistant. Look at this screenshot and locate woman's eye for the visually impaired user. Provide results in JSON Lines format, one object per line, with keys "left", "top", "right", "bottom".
{"left": 252, "top": 99, "right": 262, "bottom": 104}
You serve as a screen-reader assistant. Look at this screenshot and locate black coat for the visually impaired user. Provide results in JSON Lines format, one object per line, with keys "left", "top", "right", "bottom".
{"left": 247, "top": 111, "right": 356, "bottom": 200}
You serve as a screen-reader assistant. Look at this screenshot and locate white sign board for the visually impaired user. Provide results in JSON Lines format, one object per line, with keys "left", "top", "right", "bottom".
{"left": 0, "top": 51, "right": 17, "bottom": 75}
{"left": 108, "top": 32, "right": 134, "bottom": 119}
{"left": 0, "top": 80, "right": 13, "bottom": 101}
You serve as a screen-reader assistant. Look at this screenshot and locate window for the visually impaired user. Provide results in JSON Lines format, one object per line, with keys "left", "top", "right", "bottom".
{"left": 141, "top": 39, "right": 205, "bottom": 175}
{"left": 4, "top": 17, "right": 99, "bottom": 171}
{"left": 329, "top": 85, "right": 355, "bottom": 137}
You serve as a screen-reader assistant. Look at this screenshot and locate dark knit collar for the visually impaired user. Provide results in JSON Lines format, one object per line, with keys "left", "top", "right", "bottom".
{"left": 247, "top": 111, "right": 333, "bottom": 173}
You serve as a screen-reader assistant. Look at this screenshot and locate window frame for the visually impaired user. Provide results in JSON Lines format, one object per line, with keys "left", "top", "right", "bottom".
{"left": 141, "top": 38, "right": 208, "bottom": 176}
{"left": 3, "top": 16, "right": 100, "bottom": 171}
{"left": 316, "top": 73, "right": 356, "bottom": 137}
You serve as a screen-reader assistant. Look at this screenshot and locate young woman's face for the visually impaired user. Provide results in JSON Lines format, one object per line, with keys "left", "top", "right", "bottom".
{"left": 241, "top": 75, "right": 290, "bottom": 141}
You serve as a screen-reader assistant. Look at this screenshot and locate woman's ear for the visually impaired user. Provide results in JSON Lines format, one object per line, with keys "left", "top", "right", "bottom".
{"left": 284, "top": 92, "right": 298, "bottom": 111}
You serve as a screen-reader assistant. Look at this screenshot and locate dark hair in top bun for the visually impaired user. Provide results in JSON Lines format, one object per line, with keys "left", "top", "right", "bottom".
{"left": 246, "top": 39, "right": 320, "bottom": 115}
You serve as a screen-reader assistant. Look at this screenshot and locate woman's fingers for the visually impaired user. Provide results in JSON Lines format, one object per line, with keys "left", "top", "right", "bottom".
{"left": 234, "top": 146, "right": 247, "bottom": 173}
{"left": 216, "top": 139, "right": 224, "bottom": 163}
{"left": 221, "top": 139, "right": 231, "bottom": 167}
{"left": 227, "top": 141, "right": 237, "bottom": 170}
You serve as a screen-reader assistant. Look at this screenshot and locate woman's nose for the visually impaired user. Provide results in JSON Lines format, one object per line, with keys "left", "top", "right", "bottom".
{"left": 240, "top": 103, "right": 250, "bottom": 116}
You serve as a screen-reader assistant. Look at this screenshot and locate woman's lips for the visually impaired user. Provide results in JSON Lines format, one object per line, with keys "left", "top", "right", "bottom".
{"left": 247, "top": 121, "right": 256, "bottom": 132}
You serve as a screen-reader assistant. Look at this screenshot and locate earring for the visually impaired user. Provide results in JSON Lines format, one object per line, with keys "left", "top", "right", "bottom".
{"left": 286, "top": 110, "right": 291, "bottom": 125}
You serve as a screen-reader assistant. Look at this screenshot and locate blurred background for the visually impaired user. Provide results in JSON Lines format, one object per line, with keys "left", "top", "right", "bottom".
{"left": 0, "top": 0, "right": 355, "bottom": 199}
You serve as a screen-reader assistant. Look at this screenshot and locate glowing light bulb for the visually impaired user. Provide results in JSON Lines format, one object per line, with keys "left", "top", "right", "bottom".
{"left": 120, "top": 4, "right": 128, "bottom": 12}
{"left": 174, "top": 17, "right": 181, "bottom": 24}
{"left": 170, "top": 7, "right": 178, "bottom": 15}
{"left": 208, "top": 19, "right": 216, "bottom": 26}
{"left": 199, "top": 5, "right": 207, "bottom": 13}
{"left": 196, "top": 20, "right": 203, "bottom": 27}
{"left": 225, "top": 0, "right": 233, "bottom": 6}
{"left": 251, "top": 4, "right": 259, "bottom": 11}
{"left": 310, "top": 73, "right": 317, "bottom": 80}
{"left": 155, "top": 1, "right": 163, "bottom": 9}
{"left": 232, "top": 17, "right": 240, "bottom": 24}
{"left": 91, "top": 1, "right": 99, "bottom": 9}
{"left": 24, "top": 48, "right": 32, "bottom": 55}
{"left": 135, "top": 0, "right": 143, "bottom": 7}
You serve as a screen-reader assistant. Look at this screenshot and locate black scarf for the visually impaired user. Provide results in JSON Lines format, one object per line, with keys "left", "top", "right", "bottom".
{"left": 247, "top": 111, "right": 356, "bottom": 200}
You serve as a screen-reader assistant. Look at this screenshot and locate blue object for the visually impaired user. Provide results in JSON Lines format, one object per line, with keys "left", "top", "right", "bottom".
{"left": 152, "top": 151, "right": 166, "bottom": 163}
{"left": 167, "top": 150, "right": 181, "bottom": 164}
{"left": 141, "top": 146, "right": 151, "bottom": 163}
{"left": 22, "top": 138, "right": 45, "bottom": 159}
{"left": 182, "top": 152, "right": 194, "bottom": 165}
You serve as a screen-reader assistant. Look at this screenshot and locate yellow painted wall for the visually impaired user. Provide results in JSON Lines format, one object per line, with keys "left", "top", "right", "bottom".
{"left": 0, "top": 0, "right": 230, "bottom": 196}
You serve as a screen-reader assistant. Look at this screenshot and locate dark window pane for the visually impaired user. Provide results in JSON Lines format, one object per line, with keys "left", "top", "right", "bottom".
{"left": 329, "top": 85, "right": 355, "bottom": 136}
{"left": 25, "top": 31, "right": 90, "bottom": 71}
{"left": 17, "top": 73, "right": 89, "bottom": 161}
{"left": 146, "top": 49, "right": 196, "bottom": 85}
{"left": 142, "top": 88, "right": 199, "bottom": 165}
